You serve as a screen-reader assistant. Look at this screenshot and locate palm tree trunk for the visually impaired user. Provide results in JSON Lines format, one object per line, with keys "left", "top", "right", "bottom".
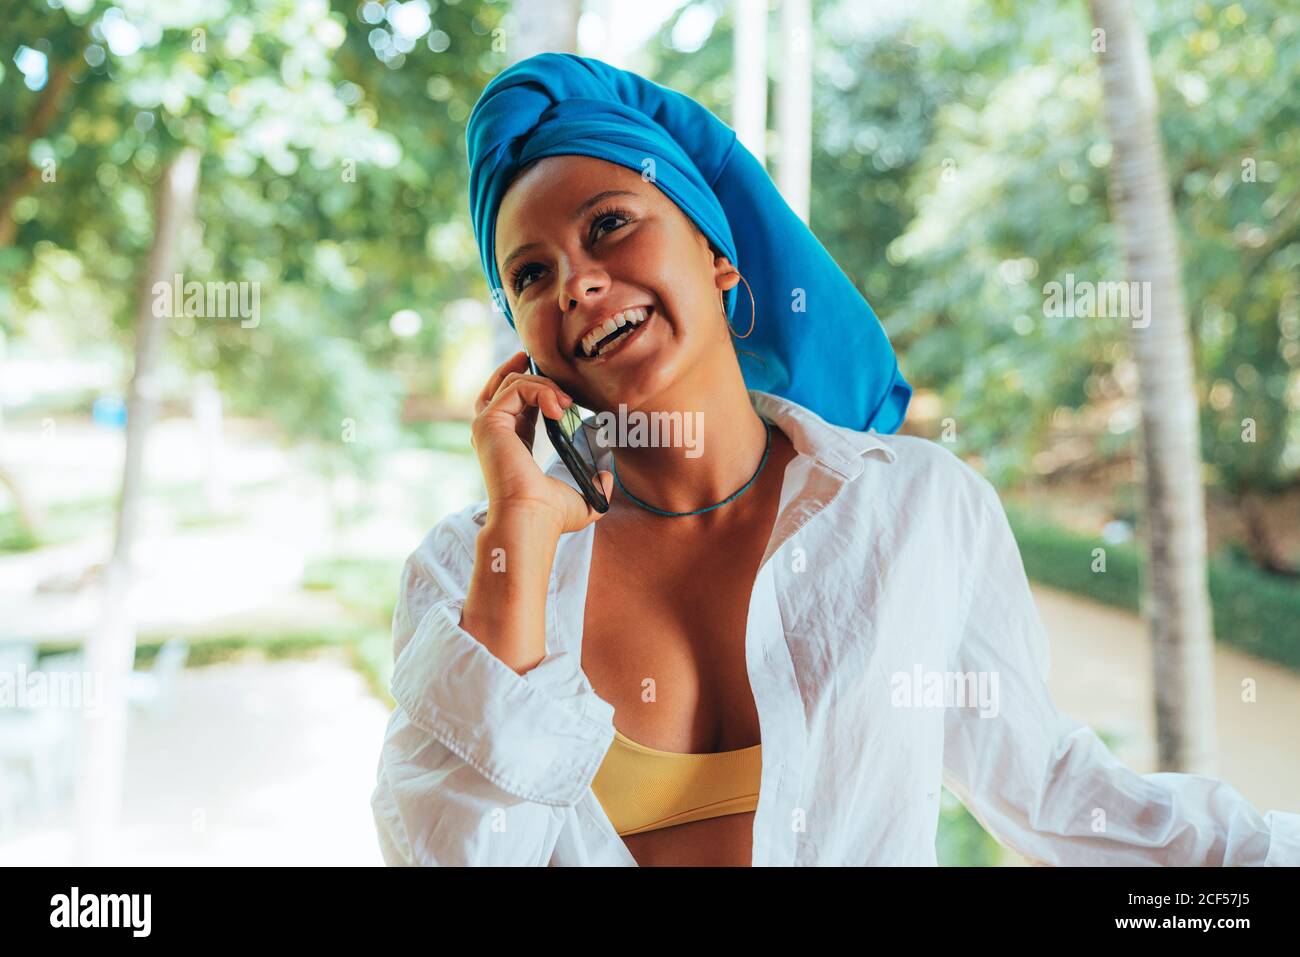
{"left": 1088, "top": 0, "right": 1216, "bottom": 774}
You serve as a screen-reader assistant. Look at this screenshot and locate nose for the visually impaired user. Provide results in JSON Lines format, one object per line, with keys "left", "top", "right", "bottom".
{"left": 557, "top": 253, "right": 609, "bottom": 316}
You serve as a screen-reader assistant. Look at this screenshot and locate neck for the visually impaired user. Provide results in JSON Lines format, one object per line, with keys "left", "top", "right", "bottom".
{"left": 599, "top": 356, "right": 781, "bottom": 524}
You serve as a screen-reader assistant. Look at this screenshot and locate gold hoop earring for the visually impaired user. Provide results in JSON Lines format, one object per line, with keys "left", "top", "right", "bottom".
{"left": 722, "top": 269, "right": 756, "bottom": 339}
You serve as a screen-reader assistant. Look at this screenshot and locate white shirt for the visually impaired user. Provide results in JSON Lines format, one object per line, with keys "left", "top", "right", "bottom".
{"left": 369, "top": 388, "right": 1300, "bottom": 866}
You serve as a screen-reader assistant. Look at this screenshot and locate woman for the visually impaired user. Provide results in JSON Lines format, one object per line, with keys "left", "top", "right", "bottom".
{"left": 370, "top": 53, "right": 1298, "bottom": 866}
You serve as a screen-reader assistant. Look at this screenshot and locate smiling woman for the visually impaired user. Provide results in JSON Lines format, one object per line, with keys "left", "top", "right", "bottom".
{"left": 492, "top": 153, "right": 741, "bottom": 415}
{"left": 368, "top": 52, "right": 1300, "bottom": 868}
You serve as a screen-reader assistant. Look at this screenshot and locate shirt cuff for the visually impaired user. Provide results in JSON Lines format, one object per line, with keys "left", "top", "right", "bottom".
{"left": 390, "top": 596, "right": 615, "bottom": 806}
{"left": 1263, "top": 809, "right": 1300, "bottom": 866}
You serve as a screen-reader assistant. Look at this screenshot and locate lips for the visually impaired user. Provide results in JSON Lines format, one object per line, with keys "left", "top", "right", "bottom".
{"left": 572, "top": 304, "right": 650, "bottom": 356}
{"left": 575, "top": 307, "right": 656, "bottom": 364}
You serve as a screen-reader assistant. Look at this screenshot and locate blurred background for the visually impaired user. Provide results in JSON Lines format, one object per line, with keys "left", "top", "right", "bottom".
{"left": 0, "top": 0, "right": 1296, "bottom": 866}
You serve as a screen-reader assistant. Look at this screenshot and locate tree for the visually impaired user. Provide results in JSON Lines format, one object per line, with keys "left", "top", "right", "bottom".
{"left": 843, "top": 0, "right": 1299, "bottom": 532}
{"left": 2, "top": 1, "right": 508, "bottom": 460}
{"left": 1088, "top": 0, "right": 1216, "bottom": 774}
{"left": 76, "top": 147, "right": 200, "bottom": 863}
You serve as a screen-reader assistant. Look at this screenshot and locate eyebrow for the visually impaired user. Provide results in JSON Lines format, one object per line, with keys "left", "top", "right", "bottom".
{"left": 499, "top": 189, "right": 639, "bottom": 277}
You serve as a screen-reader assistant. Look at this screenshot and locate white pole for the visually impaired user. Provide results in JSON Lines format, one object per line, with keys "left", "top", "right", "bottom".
{"left": 733, "top": 0, "right": 769, "bottom": 167}
{"left": 776, "top": 0, "right": 811, "bottom": 222}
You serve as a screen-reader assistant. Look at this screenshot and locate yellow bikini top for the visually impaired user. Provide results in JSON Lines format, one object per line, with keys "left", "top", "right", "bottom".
{"left": 591, "top": 727, "right": 762, "bottom": 837}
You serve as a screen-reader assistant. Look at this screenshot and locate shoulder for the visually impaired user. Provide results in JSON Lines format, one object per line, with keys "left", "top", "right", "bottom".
{"left": 862, "top": 432, "right": 997, "bottom": 511}
{"left": 831, "top": 431, "right": 1005, "bottom": 557}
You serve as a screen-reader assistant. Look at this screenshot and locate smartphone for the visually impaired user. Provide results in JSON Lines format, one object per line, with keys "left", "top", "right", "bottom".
{"left": 526, "top": 353, "right": 610, "bottom": 514}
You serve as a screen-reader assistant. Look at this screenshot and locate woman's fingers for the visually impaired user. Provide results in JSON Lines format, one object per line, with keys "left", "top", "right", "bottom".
{"left": 472, "top": 353, "right": 576, "bottom": 465}
{"left": 474, "top": 350, "right": 530, "bottom": 415}
{"left": 488, "top": 377, "right": 571, "bottom": 422}
{"left": 486, "top": 362, "right": 573, "bottom": 415}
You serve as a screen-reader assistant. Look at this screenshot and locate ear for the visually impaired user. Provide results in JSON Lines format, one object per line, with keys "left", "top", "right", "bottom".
{"left": 713, "top": 254, "right": 740, "bottom": 292}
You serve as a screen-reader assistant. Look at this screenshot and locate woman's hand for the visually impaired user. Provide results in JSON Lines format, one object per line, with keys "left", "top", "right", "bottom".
{"left": 471, "top": 350, "right": 614, "bottom": 536}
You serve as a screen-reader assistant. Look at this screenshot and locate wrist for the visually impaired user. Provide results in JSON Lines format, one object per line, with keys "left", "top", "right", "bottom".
{"left": 484, "top": 502, "right": 566, "bottom": 542}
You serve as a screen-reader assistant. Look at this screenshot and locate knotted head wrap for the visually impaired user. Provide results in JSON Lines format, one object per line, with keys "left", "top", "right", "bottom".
{"left": 466, "top": 52, "right": 912, "bottom": 434}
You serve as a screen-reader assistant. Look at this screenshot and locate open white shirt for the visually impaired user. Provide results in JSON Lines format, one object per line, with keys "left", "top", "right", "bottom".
{"left": 369, "top": 388, "right": 1300, "bottom": 866}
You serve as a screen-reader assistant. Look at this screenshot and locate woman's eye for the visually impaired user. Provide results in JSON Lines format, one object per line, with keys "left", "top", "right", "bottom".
{"left": 513, "top": 263, "right": 543, "bottom": 293}
{"left": 510, "top": 209, "right": 632, "bottom": 294}
{"left": 592, "top": 210, "right": 630, "bottom": 240}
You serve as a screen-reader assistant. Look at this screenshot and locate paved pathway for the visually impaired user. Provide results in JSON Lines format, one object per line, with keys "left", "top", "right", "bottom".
{"left": 0, "top": 652, "right": 391, "bottom": 865}
{"left": 1035, "top": 584, "right": 1300, "bottom": 818}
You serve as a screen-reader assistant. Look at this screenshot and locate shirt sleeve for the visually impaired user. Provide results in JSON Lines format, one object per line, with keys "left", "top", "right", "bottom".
{"left": 370, "top": 507, "right": 616, "bottom": 866}
{"left": 940, "top": 475, "right": 1300, "bottom": 866}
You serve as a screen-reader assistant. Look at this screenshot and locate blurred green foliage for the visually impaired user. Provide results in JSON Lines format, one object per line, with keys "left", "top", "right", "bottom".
{"left": 647, "top": 0, "right": 1300, "bottom": 495}
{"left": 936, "top": 787, "right": 1004, "bottom": 867}
{"left": 302, "top": 554, "right": 402, "bottom": 623}
{"left": 2, "top": 0, "right": 1297, "bottom": 545}
{"left": 1, "top": 0, "right": 509, "bottom": 471}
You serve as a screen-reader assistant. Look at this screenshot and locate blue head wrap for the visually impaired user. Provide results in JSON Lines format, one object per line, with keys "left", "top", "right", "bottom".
{"left": 466, "top": 52, "right": 911, "bottom": 434}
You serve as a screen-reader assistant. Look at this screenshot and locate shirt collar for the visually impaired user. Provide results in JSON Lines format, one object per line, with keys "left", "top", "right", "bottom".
{"left": 472, "top": 391, "right": 896, "bottom": 524}
{"left": 548, "top": 388, "right": 896, "bottom": 486}
{"left": 746, "top": 388, "right": 897, "bottom": 478}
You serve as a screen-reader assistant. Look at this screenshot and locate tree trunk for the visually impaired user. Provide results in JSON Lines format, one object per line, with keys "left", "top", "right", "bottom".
{"left": 193, "top": 372, "right": 232, "bottom": 513}
{"left": 74, "top": 147, "right": 201, "bottom": 864}
{"left": 1088, "top": 0, "right": 1216, "bottom": 774}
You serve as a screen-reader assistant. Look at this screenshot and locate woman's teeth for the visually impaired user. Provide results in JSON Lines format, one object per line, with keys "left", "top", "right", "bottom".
{"left": 580, "top": 307, "right": 650, "bottom": 358}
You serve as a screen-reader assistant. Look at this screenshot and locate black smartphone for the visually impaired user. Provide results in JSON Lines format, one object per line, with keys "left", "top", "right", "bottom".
{"left": 526, "top": 353, "right": 610, "bottom": 514}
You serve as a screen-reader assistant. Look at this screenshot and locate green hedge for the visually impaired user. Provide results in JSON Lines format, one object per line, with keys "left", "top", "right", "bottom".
{"left": 1004, "top": 505, "right": 1300, "bottom": 671}
{"left": 37, "top": 627, "right": 372, "bottom": 669}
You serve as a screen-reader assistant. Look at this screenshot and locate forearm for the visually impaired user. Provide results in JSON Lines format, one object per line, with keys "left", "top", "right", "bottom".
{"left": 460, "top": 507, "right": 563, "bottom": 675}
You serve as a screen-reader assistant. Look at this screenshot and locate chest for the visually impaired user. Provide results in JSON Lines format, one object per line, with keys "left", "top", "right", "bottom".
{"left": 578, "top": 508, "right": 776, "bottom": 754}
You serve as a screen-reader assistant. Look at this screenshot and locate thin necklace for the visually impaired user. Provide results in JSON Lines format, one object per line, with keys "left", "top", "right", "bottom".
{"left": 609, "top": 417, "right": 773, "bottom": 518}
